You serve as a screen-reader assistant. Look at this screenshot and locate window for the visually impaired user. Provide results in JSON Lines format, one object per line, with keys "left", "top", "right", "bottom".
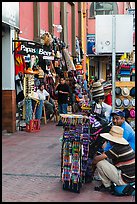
{"left": 90, "top": 2, "right": 118, "bottom": 18}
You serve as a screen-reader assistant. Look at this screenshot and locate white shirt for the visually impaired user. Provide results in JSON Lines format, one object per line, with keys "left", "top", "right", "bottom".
{"left": 37, "top": 89, "right": 49, "bottom": 101}
{"left": 102, "top": 102, "right": 112, "bottom": 122}
{"left": 94, "top": 102, "right": 112, "bottom": 122}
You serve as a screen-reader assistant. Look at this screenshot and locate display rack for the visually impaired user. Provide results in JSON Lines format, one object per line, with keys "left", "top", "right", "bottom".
{"left": 60, "top": 114, "right": 91, "bottom": 193}
{"left": 115, "top": 81, "right": 135, "bottom": 130}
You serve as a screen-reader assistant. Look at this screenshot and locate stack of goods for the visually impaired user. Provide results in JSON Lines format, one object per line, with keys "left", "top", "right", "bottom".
{"left": 91, "top": 81, "right": 104, "bottom": 99}
{"left": 60, "top": 114, "right": 90, "bottom": 193}
{"left": 119, "top": 63, "right": 131, "bottom": 81}
{"left": 115, "top": 82, "right": 135, "bottom": 131}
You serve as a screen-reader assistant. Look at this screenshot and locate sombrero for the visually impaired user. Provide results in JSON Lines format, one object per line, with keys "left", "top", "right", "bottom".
{"left": 115, "top": 98, "right": 122, "bottom": 108}
{"left": 122, "top": 98, "right": 130, "bottom": 108}
{"left": 100, "top": 125, "right": 129, "bottom": 145}
{"left": 129, "top": 108, "right": 135, "bottom": 118}
{"left": 130, "top": 87, "right": 135, "bottom": 97}
{"left": 115, "top": 87, "right": 122, "bottom": 95}
{"left": 131, "top": 98, "right": 135, "bottom": 107}
{"left": 121, "top": 87, "right": 130, "bottom": 97}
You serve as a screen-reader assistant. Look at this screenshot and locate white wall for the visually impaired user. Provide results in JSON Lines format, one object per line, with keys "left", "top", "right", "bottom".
{"left": 2, "top": 26, "right": 15, "bottom": 90}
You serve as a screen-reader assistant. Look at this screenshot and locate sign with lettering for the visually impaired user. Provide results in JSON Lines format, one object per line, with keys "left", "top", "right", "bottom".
{"left": 2, "top": 2, "right": 19, "bottom": 29}
{"left": 13, "top": 40, "right": 54, "bottom": 60}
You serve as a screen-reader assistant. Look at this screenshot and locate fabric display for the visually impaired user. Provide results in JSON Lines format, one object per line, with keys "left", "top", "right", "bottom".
{"left": 117, "top": 61, "right": 135, "bottom": 82}
{"left": 130, "top": 64, "right": 135, "bottom": 81}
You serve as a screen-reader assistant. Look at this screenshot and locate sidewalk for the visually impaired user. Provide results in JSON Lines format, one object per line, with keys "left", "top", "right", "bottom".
{"left": 2, "top": 121, "right": 135, "bottom": 202}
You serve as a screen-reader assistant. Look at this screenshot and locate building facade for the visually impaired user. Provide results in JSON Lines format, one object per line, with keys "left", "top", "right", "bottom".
{"left": 86, "top": 2, "right": 135, "bottom": 82}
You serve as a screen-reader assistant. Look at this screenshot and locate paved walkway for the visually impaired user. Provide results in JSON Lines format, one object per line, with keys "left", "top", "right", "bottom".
{"left": 2, "top": 122, "right": 135, "bottom": 202}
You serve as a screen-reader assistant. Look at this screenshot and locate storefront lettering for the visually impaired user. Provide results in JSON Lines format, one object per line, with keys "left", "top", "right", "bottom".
{"left": 18, "top": 44, "right": 52, "bottom": 56}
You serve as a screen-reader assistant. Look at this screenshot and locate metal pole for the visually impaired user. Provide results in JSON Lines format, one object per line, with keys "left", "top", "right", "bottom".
{"left": 112, "top": 15, "right": 116, "bottom": 112}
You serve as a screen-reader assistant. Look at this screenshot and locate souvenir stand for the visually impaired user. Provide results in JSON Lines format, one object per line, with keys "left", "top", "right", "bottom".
{"left": 60, "top": 114, "right": 91, "bottom": 193}
{"left": 115, "top": 60, "right": 135, "bottom": 130}
{"left": 23, "top": 71, "right": 40, "bottom": 132}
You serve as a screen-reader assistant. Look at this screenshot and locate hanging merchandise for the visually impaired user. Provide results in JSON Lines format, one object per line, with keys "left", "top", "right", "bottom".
{"left": 60, "top": 114, "right": 91, "bottom": 193}
{"left": 15, "top": 72, "right": 25, "bottom": 106}
{"left": 75, "top": 37, "right": 81, "bottom": 63}
{"left": 14, "top": 41, "right": 26, "bottom": 76}
{"left": 62, "top": 48, "right": 76, "bottom": 71}
{"left": 115, "top": 81, "right": 135, "bottom": 130}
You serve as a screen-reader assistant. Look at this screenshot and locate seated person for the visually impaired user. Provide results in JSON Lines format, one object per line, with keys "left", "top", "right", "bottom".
{"left": 104, "top": 110, "right": 135, "bottom": 151}
{"left": 37, "top": 83, "right": 55, "bottom": 120}
{"left": 93, "top": 125, "right": 135, "bottom": 194}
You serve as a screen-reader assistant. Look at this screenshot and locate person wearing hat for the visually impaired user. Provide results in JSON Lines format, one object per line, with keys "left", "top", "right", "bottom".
{"left": 91, "top": 81, "right": 112, "bottom": 123}
{"left": 93, "top": 125, "right": 135, "bottom": 193}
{"left": 104, "top": 110, "right": 135, "bottom": 151}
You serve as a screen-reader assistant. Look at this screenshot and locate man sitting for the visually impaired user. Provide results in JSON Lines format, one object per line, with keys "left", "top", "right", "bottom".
{"left": 93, "top": 125, "right": 135, "bottom": 193}
{"left": 104, "top": 110, "right": 135, "bottom": 151}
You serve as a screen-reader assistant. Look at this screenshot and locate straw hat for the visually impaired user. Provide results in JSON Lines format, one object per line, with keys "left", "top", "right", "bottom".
{"left": 100, "top": 125, "right": 129, "bottom": 145}
{"left": 122, "top": 87, "right": 130, "bottom": 97}
{"left": 92, "top": 86, "right": 104, "bottom": 93}
{"left": 115, "top": 87, "right": 122, "bottom": 95}
{"left": 92, "top": 81, "right": 102, "bottom": 88}
{"left": 92, "top": 91, "right": 104, "bottom": 98}
{"left": 92, "top": 81, "right": 104, "bottom": 98}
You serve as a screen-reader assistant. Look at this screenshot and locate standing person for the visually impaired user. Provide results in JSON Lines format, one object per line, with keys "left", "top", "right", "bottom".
{"left": 37, "top": 83, "right": 55, "bottom": 121}
{"left": 93, "top": 125, "right": 135, "bottom": 194}
{"left": 104, "top": 110, "right": 135, "bottom": 151}
{"left": 56, "top": 77, "right": 70, "bottom": 126}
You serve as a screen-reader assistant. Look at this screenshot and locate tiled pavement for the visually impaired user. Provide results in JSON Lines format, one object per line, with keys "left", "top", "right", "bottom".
{"left": 2, "top": 122, "right": 135, "bottom": 202}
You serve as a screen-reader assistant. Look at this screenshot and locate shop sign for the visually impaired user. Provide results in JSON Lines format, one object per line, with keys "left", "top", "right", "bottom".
{"left": 87, "top": 34, "right": 96, "bottom": 55}
{"left": 14, "top": 40, "right": 54, "bottom": 60}
{"left": 2, "top": 2, "right": 19, "bottom": 29}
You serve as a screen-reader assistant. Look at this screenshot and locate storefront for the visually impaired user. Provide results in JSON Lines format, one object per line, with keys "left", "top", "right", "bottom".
{"left": 2, "top": 2, "right": 20, "bottom": 133}
{"left": 13, "top": 32, "right": 77, "bottom": 132}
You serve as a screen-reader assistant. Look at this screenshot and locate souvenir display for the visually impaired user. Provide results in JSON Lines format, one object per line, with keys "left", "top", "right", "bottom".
{"left": 115, "top": 81, "right": 135, "bottom": 130}
{"left": 60, "top": 114, "right": 90, "bottom": 193}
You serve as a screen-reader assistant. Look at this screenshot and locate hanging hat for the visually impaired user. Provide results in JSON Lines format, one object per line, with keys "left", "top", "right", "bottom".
{"left": 92, "top": 81, "right": 104, "bottom": 98}
{"left": 92, "top": 91, "right": 104, "bottom": 98}
{"left": 129, "top": 108, "right": 135, "bottom": 118}
{"left": 123, "top": 108, "right": 130, "bottom": 119}
{"left": 100, "top": 125, "right": 129, "bottom": 145}
{"left": 122, "top": 98, "right": 130, "bottom": 108}
{"left": 103, "top": 81, "right": 112, "bottom": 90}
{"left": 92, "top": 81, "right": 102, "bottom": 88}
{"left": 115, "top": 87, "right": 122, "bottom": 95}
{"left": 130, "top": 87, "right": 135, "bottom": 97}
{"left": 92, "top": 86, "right": 104, "bottom": 93}
{"left": 131, "top": 98, "right": 135, "bottom": 107}
{"left": 121, "top": 87, "right": 130, "bottom": 97}
{"left": 115, "top": 98, "right": 122, "bottom": 108}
